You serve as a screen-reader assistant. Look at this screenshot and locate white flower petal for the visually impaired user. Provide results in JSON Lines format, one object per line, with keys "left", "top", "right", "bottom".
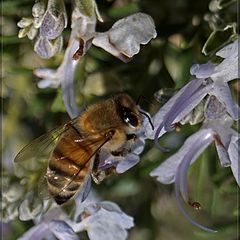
{"left": 116, "top": 154, "right": 140, "bottom": 173}
{"left": 49, "top": 220, "right": 79, "bottom": 240}
{"left": 99, "top": 201, "right": 122, "bottom": 213}
{"left": 18, "top": 223, "right": 49, "bottom": 240}
{"left": 34, "top": 36, "right": 57, "bottom": 59}
{"left": 150, "top": 128, "right": 214, "bottom": 184}
{"left": 216, "top": 39, "right": 239, "bottom": 58}
{"left": 211, "top": 54, "right": 239, "bottom": 82}
{"left": 74, "top": 208, "right": 134, "bottom": 240}
{"left": 211, "top": 81, "right": 240, "bottom": 120}
{"left": 109, "top": 13, "right": 157, "bottom": 57}
{"left": 190, "top": 62, "right": 215, "bottom": 78}
{"left": 228, "top": 135, "right": 240, "bottom": 186}
{"left": 92, "top": 12, "right": 156, "bottom": 61}
{"left": 92, "top": 33, "right": 131, "bottom": 62}
{"left": 17, "top": 18, "right": 33, "bottom": 28}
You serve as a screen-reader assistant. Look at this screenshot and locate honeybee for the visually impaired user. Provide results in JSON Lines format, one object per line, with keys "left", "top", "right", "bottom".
{"left": 15, "top": 93, "right": 148, "bottom": 205}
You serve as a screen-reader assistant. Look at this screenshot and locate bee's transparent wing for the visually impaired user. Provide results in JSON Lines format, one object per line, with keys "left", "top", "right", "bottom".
{"left": 38, "top": 175, "right": 51, "bottom": 200}
{"left": 14, "top": 126, "right": 67, "bottom": 164}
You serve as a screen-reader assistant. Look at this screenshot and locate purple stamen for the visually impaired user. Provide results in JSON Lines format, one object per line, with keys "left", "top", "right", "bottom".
{"left": 164, "top": 79, "right": 205, "bottom": 132}
{"left": 154, "top": 79, "right": 208, "bottom": 151}
{"left": 174, "top": 132, "right": 217, "bottom": 233}
{"left": 154, "top": 122, "right": 169, "bottom": 152}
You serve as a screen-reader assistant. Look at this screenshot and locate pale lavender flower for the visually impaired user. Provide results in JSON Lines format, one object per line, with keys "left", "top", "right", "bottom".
{"left": 150, "top": 96, "right": 239, "bottom": 232}
{"left": 35, "top": 0, "right": 98, "bottom": 118}
{"left": 92, "top": 12, "right": 157, "bottom": 62}
{"left": 72, "top": 201, "right": 134, "bottom": 240}
{"left": 18, "top": 199, "right": 134, "bottom": 240}
{"left": 35, "top": 6, "right": 157, "bottom": 118}
{"left": 18, "top": 0, "right": 67, "bottom": 59}
{"left": 144, "top": 39, "right": 239, "bottom": 150}
{"left": 18, "top": 207, "right": 78, "bottom": 240}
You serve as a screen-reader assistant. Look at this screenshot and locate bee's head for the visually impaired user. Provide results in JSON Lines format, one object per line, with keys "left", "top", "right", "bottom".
{"left": 114, "top": 93, "right": 142, "bottom": 130}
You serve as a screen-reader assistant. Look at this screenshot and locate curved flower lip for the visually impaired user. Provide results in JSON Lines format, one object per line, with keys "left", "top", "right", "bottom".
{"left": 150, "top": 128, "right": 214, "bottom": 184}
{"left": 174, "top": 130, "right": 217, "bottom": 233}
{"left": 151, "top": 79, "right": 213, "bottom": 151}
{"left": 144, "top": 79, "right": 212, "bottom": 140}
{"left": 92, "top": 12, "right": 157, "bottom": 61}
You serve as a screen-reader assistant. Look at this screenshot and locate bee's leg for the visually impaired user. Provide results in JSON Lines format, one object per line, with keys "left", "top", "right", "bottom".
{"left": 91, "top": 153, "right": 107, "bottom": 184}
{"left": 91, "top": 170, "right": 106, "bottom": 184}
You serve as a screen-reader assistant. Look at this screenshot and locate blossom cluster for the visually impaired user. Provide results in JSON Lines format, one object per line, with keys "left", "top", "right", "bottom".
{"left": 146, "top": 39, "right": 239, "bottom": 232}
{"left": 18, "top": 0, "right": 156, "bottom": 118}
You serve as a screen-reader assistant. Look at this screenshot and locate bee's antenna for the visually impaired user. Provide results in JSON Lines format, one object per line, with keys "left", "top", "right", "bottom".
{"left": 136, "top": 95, "right": 155, "bottom": 131}
{"left": 139, "top": 110, "right": 154, "bottom": 130}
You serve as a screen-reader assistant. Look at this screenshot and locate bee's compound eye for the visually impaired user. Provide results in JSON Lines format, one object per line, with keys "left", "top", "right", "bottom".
{"left": 123, "top": 112, "right": 139, "bottom": 128}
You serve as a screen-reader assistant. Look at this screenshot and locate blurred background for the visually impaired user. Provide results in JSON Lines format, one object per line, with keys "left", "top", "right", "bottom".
{"left": 2, "top": 0, "right": 239, "bottom": 239}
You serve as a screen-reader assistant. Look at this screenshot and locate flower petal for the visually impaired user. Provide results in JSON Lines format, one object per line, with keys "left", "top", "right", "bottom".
{"left": 145, "top": 80, "right": 204, "bottom": 139}
{"left": 18, "top": 223, "right": 49, "bottom": 240}
{"left": 174, "top": 131, "right": 217, "bottom": 233}
{"left": 108, "top": 13, "right": 157, "bottom": 57}
{"left": 49, "top": 220, "right": 79, "bottom": 240}
{"left": 163, "top": 78, "right": 205, "bottom": 131}
{"left": 92, "top": 33, "right": 131, "bottom": 62}
{"left": 228, "top": 135, "right": 240, "bottom": 186}
{"left": 73, "top": 207, "right": 134, "bottom": 240}
{"left": 216, "top": 39, "right": 239, "bottom": 58}
{"left": 150, "top": 128, "right": 214, "bottom": 184}
{"left": 92, "top": 12, "right": 156, "bottom": 61}
{"left": 34, "top": 36, "right": 62, "bottom": 59}
{"left": 81, "top": 176, "right": 92, "bottom": 202}
{"left": 211, "top": 81, "right": 240, "bottom": 120}
{"left": 40, "top": 0, "right": 67, "bottom": 39}
{"left": 190, "top": 62, "right": 215, "bottom": 79}
{"left": 116, "top": 154, "right": 140, "bottom": 174}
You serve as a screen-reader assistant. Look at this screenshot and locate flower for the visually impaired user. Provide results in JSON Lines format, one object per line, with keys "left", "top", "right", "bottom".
{"left": 18, "top": 200, "right": 134, "bottom": 240}
{"left": 146, "top": 39, "right": 239, "bottom": 232}
{"left": 35, "top": 0, "right": 98, "bottom": 118}
{"left": 144, "top": 39, "right": 239, "bottom": 151}
{"left": 33, "top": 1, "right": 156, "bottom": 118}
{"left": 18, "top": 0, "right": 67, "bottom": 59}
{"left": 150, "top": 95, "right": 239, "bottom": 232}
{"left": 18, "top": 207, "right": 79, "bottom": 240}
{"left": 92, "top": 12, "right": 157, "bottom": 62}
{"left": 72, "top": 201, "right": 134, "bottom": 240}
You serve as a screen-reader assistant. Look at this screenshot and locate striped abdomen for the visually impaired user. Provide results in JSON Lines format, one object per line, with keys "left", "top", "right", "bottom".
{"left": 47, "top": 127, "right": 94, "bottom": 205}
